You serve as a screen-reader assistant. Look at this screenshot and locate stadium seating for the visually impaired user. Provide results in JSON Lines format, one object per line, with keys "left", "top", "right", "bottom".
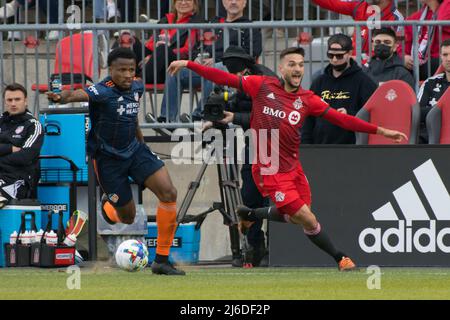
{"left": 355, "top": 80, "right": 420, "bottom": 144}
{"left": 144, "top": 84, "right": 201, "bottom": 122}
{"left": 144, "top": 83, "right": 166, "bottom": 116}
{"left": 31, "top": 32, "right": 95, "bottom": 110}
{"left": 426, "top": 87, "right": 450, "bottom": 144}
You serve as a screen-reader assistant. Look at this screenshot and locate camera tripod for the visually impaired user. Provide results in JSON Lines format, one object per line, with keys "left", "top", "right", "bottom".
{"left": 176, "top": 130, "right": 245, "bottom": 267}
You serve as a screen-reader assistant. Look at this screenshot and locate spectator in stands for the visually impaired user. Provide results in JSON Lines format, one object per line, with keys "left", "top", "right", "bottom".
{"left": 137, "top": 0, "right": 201, "bottom": 84}
{"left": 111, "top": 29, "right": 143, "bottom": 68}
{"left": 417, "top": 39, "right": 450, "bottom": 143}
{"left": 0, "top": 0, "right": 59, "bottom": 40}
{"left": 301, "top": 34, "right": 378, "bottom": 144}
{"left": 0, "top": 83, "right": 44, "bottom": 208}
{"left": 312, "top": 0, "right": 404, "bottom": 60}
{"left": 404, "top": 0, "right": 450, "bottom": 80}
{"left": 158, "top": 0, "right": 262, "bottom": 123}
{"left": 363, "top": 27, "right": 415, "bottom": 89}
{"left": 263, "top": 0, "right": 285, "bottom": 38}
{"left": 93, "top": 0, "right": 120, "bottom": 22}
{"left": 139, "top": 0, "right": 170, "bottom": 21}
{"left": 115, "top": 0, "right": 169, "bottom": 22}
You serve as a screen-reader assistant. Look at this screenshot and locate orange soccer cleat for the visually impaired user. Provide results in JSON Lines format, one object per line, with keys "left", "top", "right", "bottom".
{"left": 338, "top": 256, "right": 357, "bottom": 271}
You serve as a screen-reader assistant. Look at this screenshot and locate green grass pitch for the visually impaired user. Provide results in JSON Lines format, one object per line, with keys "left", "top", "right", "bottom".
{"left": 1, "top": 265, "right": 450, "bottom": 300}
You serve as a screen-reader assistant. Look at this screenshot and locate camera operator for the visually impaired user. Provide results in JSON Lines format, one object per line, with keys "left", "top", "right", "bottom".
{"left": 215, "top": 46, "right": 276, "bottom": 267}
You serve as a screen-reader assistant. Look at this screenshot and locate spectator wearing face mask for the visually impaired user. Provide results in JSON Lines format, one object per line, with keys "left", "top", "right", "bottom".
{"left": 363, "top": 27, "right": 415, "bottom": 89}
{"left": 301, "top": 34, "right": 378, "bottom": 144}
{"left": 312, "top": 0, "right": 404, "bottom": 60}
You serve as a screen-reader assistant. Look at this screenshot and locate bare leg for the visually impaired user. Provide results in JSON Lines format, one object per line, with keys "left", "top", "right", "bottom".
{"left": 114, "top": 200, "right": 136, "bottom": 225}
{"left": 143, "top": 166, "right": 177, "bottom": 202}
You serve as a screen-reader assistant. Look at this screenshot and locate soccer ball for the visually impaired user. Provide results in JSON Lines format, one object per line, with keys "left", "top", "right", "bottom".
{"left": 115, "top": 239, "right": 149, "bottom": 272}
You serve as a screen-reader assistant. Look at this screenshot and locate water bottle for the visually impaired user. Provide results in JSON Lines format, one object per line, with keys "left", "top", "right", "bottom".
{"left": 63, "top": 233, "right": 77, "bottom": 247}
{"left": 49, "top": 75, "right": 62, "bottom": 108}
{"left": 29, "top": 231, "right": 36, "bottom": 244}
{"left": 45, "top": 231, "right": 58, "bottom": 246}
{"left": 9, "top": 231, "right": 18, "bottom": 245}
{"left": 51, "top": 75, "right": 62, "bottom": 94}
{"left": 18, "top": 231, "right": 24, "bottom": 244}
{"left": 35, "top": 229, "right": 44, "bottom": 243}
{"left": 21, "top": 231, "right": 31, "bottom": 245}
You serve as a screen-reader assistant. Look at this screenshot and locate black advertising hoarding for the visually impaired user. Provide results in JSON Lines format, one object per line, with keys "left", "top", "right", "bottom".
{"left": 269, "top": 146, "right": 450, "bottom": 267}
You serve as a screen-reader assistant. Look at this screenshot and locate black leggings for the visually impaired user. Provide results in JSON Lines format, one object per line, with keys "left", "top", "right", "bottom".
{"left": 241, "top": 166, "right": 269, "bottom": 250}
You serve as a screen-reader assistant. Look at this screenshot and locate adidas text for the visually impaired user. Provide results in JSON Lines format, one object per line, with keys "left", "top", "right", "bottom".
{"left": 359, "top": 220, "right": 450, "bottom": 253}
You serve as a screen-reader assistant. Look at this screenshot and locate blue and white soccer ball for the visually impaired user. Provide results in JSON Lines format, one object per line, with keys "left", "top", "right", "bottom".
{"left": 115, "top": 239, "right": 149, "bottom": 272}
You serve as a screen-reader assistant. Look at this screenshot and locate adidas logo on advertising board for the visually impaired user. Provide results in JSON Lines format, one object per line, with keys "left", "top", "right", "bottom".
{"left": 359, "top": 159, "right": 450, "bottom": 253}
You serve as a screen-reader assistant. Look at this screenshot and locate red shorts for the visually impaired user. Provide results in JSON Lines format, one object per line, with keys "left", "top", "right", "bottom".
{"left": 252, "top": 164, "right": 311, "bottom": 216}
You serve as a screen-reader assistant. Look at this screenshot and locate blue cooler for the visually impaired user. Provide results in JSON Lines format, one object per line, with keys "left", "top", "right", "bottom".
{"left": 39, "top": 110, "right": 89, "bottom": 182}
{"left": 0, "top": 200, "right": 42, "bottom": 267}
{"left": 37, "top": 185, "right": 70, "bottom": 230}
{"left": 145, "top": 221, "right": 201, "bottom": 264}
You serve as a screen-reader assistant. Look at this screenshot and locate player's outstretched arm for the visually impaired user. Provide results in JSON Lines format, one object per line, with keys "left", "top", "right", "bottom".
{"left": 46, "top": 89, "right": 89, "bottom": 104}
{"left": 376, "top": 127, "right": 408, "bottom": 143}
{"left": 320, "top": 105, "right": 408, "bottom": 143}
{"left": 167, "top": 60, "right": 241, "bottom": 89}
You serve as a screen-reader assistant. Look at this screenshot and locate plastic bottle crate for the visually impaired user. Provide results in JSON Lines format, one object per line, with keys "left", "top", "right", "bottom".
{"left": 0, "top": 201, "right": 42, "bottom": 267}
{"left": 145, "top": 222, "right": 201, "bottom": 264}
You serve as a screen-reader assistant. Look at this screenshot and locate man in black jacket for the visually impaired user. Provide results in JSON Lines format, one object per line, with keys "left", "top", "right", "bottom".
{"left": 417, "top": 39, "right": 450, "bottom": 143}
{"left": 363, "top": 27, "right": 415, "bottom": 89}
{"left": 0, "top": 83, "right": 44, "bottom": 208}
{"left": 215, "top": 46, "right": 275, "bottom": 267}
{"left": 159, "top": 0, "right": 262, "bottom": 123}
{"left": 301, "top": 34, "right": 378, "bottom": 144}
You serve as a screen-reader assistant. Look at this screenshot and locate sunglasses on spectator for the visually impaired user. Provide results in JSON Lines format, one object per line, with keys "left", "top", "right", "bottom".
{"left": 327, "top": 52, "right": 347, "bottom": 59}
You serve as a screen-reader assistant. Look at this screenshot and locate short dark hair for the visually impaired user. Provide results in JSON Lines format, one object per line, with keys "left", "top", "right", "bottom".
{"left": 107, "top": 47, "right": 137, "bottom": 67}
{"left": 328, "top": 34, "right": 353, "bottom": 51}
{"left": 280, "top": 47, "right": 305, "bottom": 60}
{"left": 372, "top": 27, "right": 397, "bottom": 41}
{"left": 441, "top": 39, "right": 450, "bottom": 51}
{"left": 3, "top": 83, "right": 27, "bottom": 98}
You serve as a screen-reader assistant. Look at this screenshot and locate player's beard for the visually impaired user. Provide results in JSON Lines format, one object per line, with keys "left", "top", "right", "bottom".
{"left": 285, "top": 74, "right": 302, "bottom": 91}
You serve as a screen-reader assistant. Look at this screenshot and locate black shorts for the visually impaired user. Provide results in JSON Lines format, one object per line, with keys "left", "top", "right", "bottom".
{"left": 93, "top": 143, "right": 164, "bottom": 207}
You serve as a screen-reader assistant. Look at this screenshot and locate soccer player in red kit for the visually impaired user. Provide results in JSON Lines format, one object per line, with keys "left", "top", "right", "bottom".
{"left": 167, "top": 47, "right": 407, "bottom": 271}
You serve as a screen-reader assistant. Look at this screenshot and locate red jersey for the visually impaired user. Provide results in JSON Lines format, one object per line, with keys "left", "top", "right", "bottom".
{"left": 240, "top": 75, "right": 331, "bottom": 173}
{"left": 186, "top": 61, "right": 378, "bottom": 173}
{"left": 404, "top": 2, "right": 450, "bottom": 59}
